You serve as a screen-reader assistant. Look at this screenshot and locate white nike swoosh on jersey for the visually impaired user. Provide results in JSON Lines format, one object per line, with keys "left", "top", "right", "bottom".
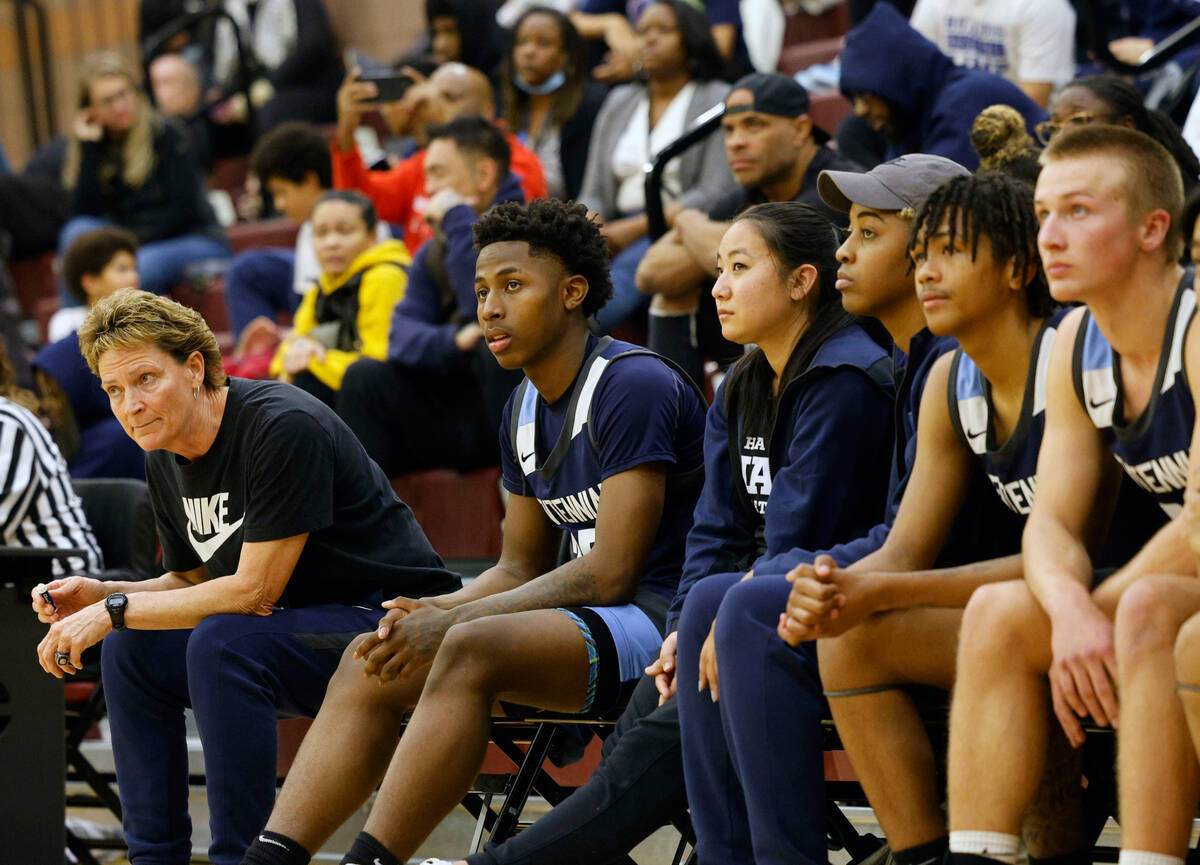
{"left": 188, "top": 516, "right": 245, "bottom": 562}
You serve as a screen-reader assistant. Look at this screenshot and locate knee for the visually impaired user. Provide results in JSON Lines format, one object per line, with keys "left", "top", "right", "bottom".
{"left": 323, "top": 639, "right": 399, "bottom": 707}
{"left": 1114, "top": 579, "right": 1185, "bottom": 664}
{"left": 816, "top": 623, "right": 875, "bottom": 688}
{"left": 338, "top": 358, "right": 384, "bottom": 401}
{"left": 426, "top": 618, "right": 504, "bottom": 693}
{"left": 1175, "top": 614, "right": 1200, "bottom": 687}
{"left": 225, "top": 251, "right": 260, "bottom": 292}
{"left": 184, "top": 614, "right": 245, "bottom": 674}
{"left": 99, "top": 628, "right": 150, "bottom": 685}
{"left": 959, "top": 581, "right": 1038, "bottom": 666}
{"left": 712, "top": 576, "right": 788, "bottom": 645}
{"left": 677, "top": 574, "right": 738, "bottom": 653}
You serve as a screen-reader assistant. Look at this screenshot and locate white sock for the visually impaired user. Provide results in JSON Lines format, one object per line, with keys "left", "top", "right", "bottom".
{"left": 1119, "top": 851, "right": 1185, "bottom": 865}
{"left": 948, "top": 831, "right": 1020, "bottom": 864}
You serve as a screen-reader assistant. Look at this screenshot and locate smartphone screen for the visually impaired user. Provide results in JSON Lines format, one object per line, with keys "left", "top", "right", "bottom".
{"left": 361, "top": 73, "right": 415, "bottom": 103}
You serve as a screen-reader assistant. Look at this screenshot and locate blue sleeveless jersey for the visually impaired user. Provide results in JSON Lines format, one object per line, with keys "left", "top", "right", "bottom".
{"left": 948, "top": 311, "right": 1065, "bottom": 516}
{"left": 1072, "top": 282, "right": 1196, "bottom": 517}
{"left": 501, "top": 335, "right": 707, "bottom": 603}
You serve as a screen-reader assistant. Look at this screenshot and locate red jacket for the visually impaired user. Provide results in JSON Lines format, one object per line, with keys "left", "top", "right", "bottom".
{"left": 331, "top": 132, "right": 547, "bottom": 252}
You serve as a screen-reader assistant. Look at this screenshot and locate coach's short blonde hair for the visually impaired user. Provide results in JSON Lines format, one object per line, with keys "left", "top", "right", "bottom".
{"left": 78, "top": 289, "right": 227, "bottom": 389}
{"left": 1042, "top": 124, "right": 1185, "bottom": 261}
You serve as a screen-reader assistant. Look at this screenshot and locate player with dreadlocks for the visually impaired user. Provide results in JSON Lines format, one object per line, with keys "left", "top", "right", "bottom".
{"left": 782, "top": 170, "right": 1161, "bottom": 864}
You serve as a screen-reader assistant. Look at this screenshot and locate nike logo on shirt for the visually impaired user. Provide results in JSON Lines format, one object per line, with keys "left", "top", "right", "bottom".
{"left": 188, "top": 516, "right": 245, "bottom": 562}
{"left": 182, "top": 492, "right": 244, "bottom": 561}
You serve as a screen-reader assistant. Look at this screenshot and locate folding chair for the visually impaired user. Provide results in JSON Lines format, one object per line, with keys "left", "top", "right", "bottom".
{"left": 64, "top": 478, "right": 158, "bottom": 865}
{"left": 465, "top": 710, "right": 696, "bottom": 865}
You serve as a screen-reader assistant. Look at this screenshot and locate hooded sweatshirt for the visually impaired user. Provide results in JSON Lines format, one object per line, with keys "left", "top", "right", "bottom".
{"left": 840, "top": 3, "right": 1046, "bottom": 169}
{"left": 666, "top": 324, "right": 895, "bottom": 630}
{"left": 271, "top": 238, "right": 410, "bottom": 390}
{"left": 387, "top": 170, "right": 526, "bottom": 370}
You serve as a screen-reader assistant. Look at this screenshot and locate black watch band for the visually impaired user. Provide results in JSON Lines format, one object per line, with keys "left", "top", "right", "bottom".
{"left": 105, "top": 592, "right": 127, "bottom": 631}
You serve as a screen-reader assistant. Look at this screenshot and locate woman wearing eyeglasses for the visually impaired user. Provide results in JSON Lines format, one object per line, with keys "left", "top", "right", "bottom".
{"left": 1035, "top": 73, "right": 1200, "bottom": 190}
{"left": 59, "top": 52, "right": 230, "bottom": 301}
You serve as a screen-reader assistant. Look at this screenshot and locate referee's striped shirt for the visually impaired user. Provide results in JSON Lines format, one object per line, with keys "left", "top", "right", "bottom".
{"left": 0, "top": 396, "right": 102, "bottom": 575}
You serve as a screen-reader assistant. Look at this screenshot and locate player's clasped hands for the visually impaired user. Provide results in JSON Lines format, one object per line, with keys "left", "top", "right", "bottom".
{"left": 777, "top": 554, "right": 848, "bottom": 645}
{"left": 353, "top": 595, "right": 454, "bottom": 684}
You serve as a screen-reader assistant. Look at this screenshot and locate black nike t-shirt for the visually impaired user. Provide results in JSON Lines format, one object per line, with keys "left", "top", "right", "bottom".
{"left": 145, "top": 378, "right": 461, "bottom": 608}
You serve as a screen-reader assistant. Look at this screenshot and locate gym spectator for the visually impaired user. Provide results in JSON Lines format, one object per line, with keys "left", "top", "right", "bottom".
{"left": 971, "top": 104, "right": 1041, "bottom": 185}
{"left": 148, "top": 53, "right": 212, "bottom": 170}
{"left": 403, "top": 0, "right": 507, "bottom": 79}
{"left": 579, "top": 0, "right": 736, "bottom": 332}
{"left": 34, "top": 227, "right": 146, "bottom": 480}
{"left": 237, "top": 197, "right": 706, "bottom": 865}
{"left": 34, "top": 289, "right": 459, "bottom": 865}
{"left": 838, "top": 3, "right": 1045, "bottom": 170}
{"left": 1038, "top": 74, "right": 1200, "bottom": 191}
{"left": 1, "top": 340, "right": 102, "bottom": 575}
{"left": 47, "top": 227, "right": 141, "bottom": 343}
{"left": 0, "top": 137, "right": 71, "bottom": 261}
{"left": 1104, "top": 0, "right": 1200, "bottom": 89}
{"left": 636, "top": 72, "right": 860, "bottom": 384}
{"left": 910, "top": 0, "right": 1076, "bottom": 108}
{"left": 500, "top": 6, "right": 607, "bottom": 200}
{"left": 336, "top": 117, "right": 525, "bottom": 478}
{"left": 209, "top": 0, "right": 343, "bottom": 132}
{"left": 945, "top": 126, "right": 1194, "bottom": 865}
{"left": 572, "top": 0, "right": 747, "bottom": 84}
{"left": 269, "top": 191, "right": 409, "bottom": 407}
{"left": 333, "top": 62, "right": 546, "bottom": 252}
{"left": 223, "top": 122, "right": 391, "bottom": 342}
{"left": 59, "top": 52, "right": 230, "bottom": 299}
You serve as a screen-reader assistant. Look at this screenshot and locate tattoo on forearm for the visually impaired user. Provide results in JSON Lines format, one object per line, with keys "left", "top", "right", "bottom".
{"left": 461, "top": 557, "right": 609, "bottom": 621}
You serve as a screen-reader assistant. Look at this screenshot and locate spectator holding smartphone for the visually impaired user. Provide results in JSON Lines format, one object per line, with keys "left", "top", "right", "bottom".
{"left": 332, "top": 62, "right": 547, "bottom": 252}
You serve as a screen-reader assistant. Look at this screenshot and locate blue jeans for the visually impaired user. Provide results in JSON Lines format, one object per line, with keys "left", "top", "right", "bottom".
{"left": 223, "top": 247, "right": 300, "bottom": 339}
{"left": 58, "top": 216, "right": 231, "bottom": 303}
{"left": 101, "top": 604, "right": 382, "bottom": 865}
{"left": 593, "top": 236, "right": 651, "bottom": 333}
{"left": 675, "top": 572, "right": 828, "bottom": 865}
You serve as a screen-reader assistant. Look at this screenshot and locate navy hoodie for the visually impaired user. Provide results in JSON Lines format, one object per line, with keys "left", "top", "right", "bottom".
{"left": 754, "top": 328, "right": 1025, "bottom": 577}
{"left": 666, "top": 324, "right": 895, "bottom": 630}
{"left": 386, "top": 171, "right": 526, "bottom": 369}
{"left": 839, "top": 3, "right": 1046, "bottom": 170}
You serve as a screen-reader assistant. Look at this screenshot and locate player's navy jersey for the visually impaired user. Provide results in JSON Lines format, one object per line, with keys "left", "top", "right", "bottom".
{"left": 501, "top": 335, "right": 707, "bottom": 603}
{"left": 948, "top": 310, "right": 1066, "bottom": 516}
{"left": 1073, "top": 281, "right": 1196, "bottom": 517}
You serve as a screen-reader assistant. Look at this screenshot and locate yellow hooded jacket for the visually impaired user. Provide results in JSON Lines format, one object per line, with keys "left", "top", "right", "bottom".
{"left": 270, "top": 239, "right": 411, "bottom": 391}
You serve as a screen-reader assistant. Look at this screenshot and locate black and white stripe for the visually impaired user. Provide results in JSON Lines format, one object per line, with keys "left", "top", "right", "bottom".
{"left": 0, "top": 397, "right": 102, "bottom": 575}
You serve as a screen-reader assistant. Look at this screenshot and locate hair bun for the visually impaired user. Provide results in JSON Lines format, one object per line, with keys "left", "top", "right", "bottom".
{"left": 971, "top": 104, "right": 1037, "bottom": 171}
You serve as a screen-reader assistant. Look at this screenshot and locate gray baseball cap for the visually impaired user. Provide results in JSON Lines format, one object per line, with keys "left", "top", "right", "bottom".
{"left": 818, "top": 153, "right": 970, "bottom": 214}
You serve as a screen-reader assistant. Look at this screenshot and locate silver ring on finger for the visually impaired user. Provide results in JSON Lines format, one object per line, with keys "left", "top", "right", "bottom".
{"left": 55, "top": 651, "right": 71, "bottom": 667}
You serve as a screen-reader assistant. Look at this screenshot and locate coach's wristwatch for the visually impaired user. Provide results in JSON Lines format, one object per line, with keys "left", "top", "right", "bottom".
{"left": 104, "top": 593, "right": 128, "bottom": 631}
